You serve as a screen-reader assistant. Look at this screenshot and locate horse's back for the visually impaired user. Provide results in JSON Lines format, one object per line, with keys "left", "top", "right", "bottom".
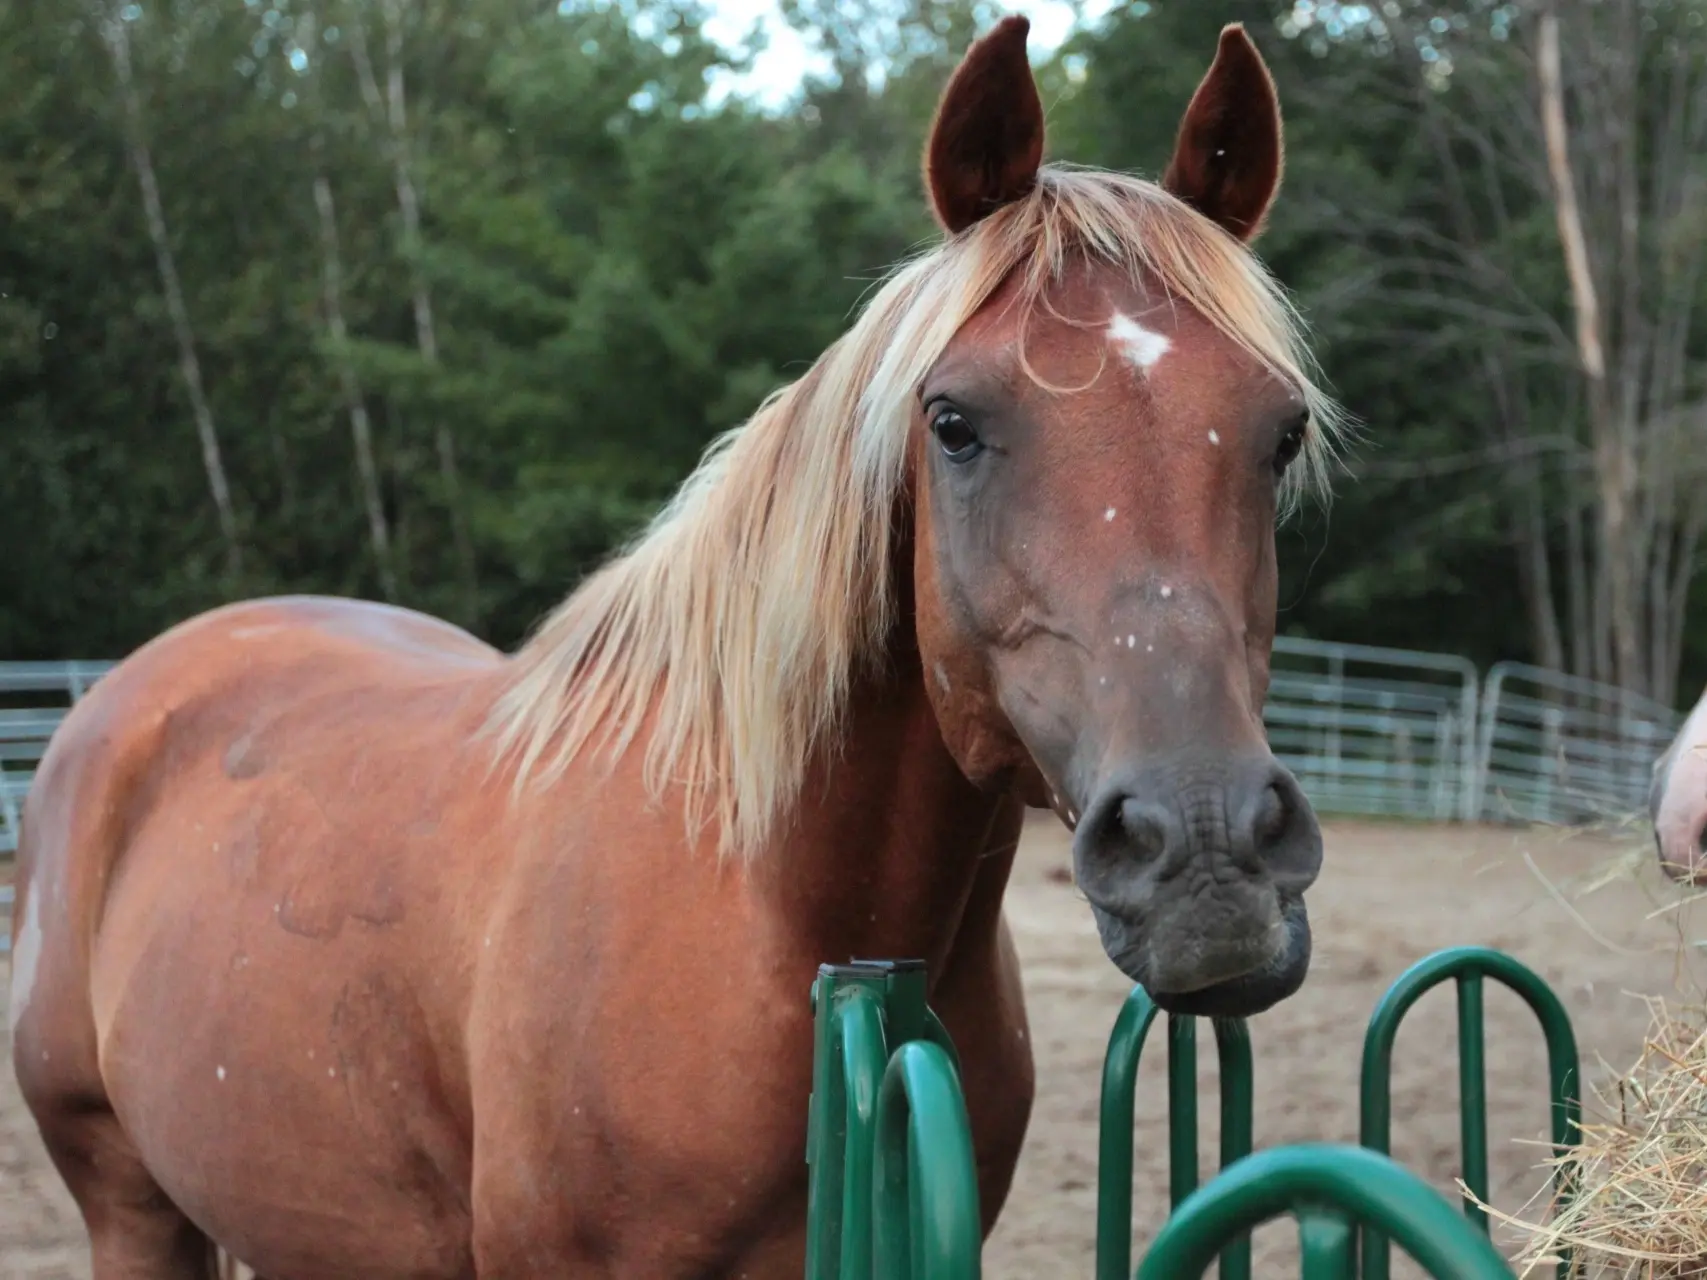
{"left": 12, "top": 595, "right": 506, "bottom": 1278}
{"left": 19, "top": 593, "right": 503, "bottom": 923}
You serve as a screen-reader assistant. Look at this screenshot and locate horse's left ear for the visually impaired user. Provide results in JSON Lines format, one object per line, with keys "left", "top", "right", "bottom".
{"left": 1162, "top": 24, "right": 1284, "bottom": 242}
{"left": 923, "top": 15, "right": 1046, "bottom": 235}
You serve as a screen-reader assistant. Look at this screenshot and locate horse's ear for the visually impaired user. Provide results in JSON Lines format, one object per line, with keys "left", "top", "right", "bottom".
{"left": 1162, "top": 24, "right": 1284, "bottom": 242}
{"left": 923, "top": 15, "right": 1045, "bottom": 235}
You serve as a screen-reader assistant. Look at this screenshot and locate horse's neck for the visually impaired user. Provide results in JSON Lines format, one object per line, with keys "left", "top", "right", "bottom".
{"left": 758, "top": 643, "right": 1021, "bottom": 978}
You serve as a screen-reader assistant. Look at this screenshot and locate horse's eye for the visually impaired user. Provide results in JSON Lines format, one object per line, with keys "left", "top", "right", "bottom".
{"left": 1273, "top": 411, "right": 1308, "bottom": 477}
{"left": 930, "top": 406, "right": 984, "bottom": 463}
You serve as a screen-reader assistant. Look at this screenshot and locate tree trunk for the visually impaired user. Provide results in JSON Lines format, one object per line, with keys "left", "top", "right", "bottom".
{"left": 312, "top": 154, "right": 398, "bottom": 601}
{"left": 98, "top": 10, "right": 242, "bottom": 579}
{"left": 348, "top": 0, "right": 479, "bottom": 626}
{"left": 1538, "top": 5, "right": 1651, "bottom": 696}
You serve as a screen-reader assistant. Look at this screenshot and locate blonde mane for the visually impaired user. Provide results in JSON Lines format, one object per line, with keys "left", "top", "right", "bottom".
{"left": 486, "top": 165, "right": 1349, "bottom": 861}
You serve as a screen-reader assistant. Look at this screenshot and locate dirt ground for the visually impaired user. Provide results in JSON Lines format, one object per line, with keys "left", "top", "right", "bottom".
{"left": 3, "top": 817, "right": 1703, "bottom": 1279}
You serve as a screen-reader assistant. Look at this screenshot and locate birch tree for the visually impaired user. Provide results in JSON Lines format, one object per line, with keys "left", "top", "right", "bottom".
{"left": 343, "top": 0, "right": 478, "bottom": 624}
{"left": 95, "top": 3, "right": 243, "bottom": 579}
{"left": 297, "top": 5, "right": 398, "bottom": 600}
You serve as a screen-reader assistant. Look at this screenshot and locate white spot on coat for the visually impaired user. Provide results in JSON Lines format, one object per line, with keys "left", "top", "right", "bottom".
{"left": 1160, "top": 585, "right": 1173, "bottom": 599}
{"left": 933, "top": 662, "right": 952, "bottom": 695}
{"left": 1126, "top": 634, "right": 1136, "bottom": 648}
{"left": 1104, "top": 507, "right": 1116, "bottom": 521}
{"left": 217, "top": 1065, "right": 226, "bottom": 1081}
{"left": 1208, "top": 430, "right": 1220, "bottom": 445}
{"left": 1107, "top": 311, "right": 1172, "bottom": 372}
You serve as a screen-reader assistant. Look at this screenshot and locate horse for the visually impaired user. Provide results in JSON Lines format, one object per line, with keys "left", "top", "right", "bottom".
{"left": 1650, "top": 685, "right": 1707, "bottom": 885}
{"left": 10, "top": 17, "right": 1347, "bottom": 1278}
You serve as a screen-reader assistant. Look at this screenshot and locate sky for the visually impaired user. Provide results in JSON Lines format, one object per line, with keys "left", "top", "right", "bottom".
{"left": 698, "top": 0, "right": 1119, "bottom": 105}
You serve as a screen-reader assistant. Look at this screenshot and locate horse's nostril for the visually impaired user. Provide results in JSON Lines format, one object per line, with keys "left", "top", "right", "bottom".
{"left": 1247, "top": 764, "right": 1322, "bottom": 887}
{"left": 1116, "top": 797, "right": 1170, "bottom": 861}
{"left": 1253, "top": 782, "right": 1290, "bottom": 847}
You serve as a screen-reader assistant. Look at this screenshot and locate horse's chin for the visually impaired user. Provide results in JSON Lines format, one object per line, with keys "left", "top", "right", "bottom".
{"left": 1099, "top": 895, "right": 1313, "bottom": 1020}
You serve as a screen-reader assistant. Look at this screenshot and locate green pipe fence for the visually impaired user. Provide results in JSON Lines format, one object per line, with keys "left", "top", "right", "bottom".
{"left": 1359, "top": 947, "right": 1581, "bottom": 1280}
{"left": 804, "top": 946, "right": 1578, "bottom": 1279}
{"left": 1097, "top": 988, "right": 1254, "bottom": 1280}
{"left": 804, "top": 960, "right": 979, "bottom": 1280}
{"left": 1136, "top": 1145, "right": 1516, "bottom": 1280}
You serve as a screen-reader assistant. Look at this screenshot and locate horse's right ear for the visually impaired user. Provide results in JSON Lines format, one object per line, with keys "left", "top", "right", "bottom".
{"left": 923, "top": 16, "right": 1045, "bottom": 235}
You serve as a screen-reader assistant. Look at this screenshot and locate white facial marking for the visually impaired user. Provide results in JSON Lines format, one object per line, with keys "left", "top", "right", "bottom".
{"left": 217, "top": 1065, "right": 226, "bottom": 1081}
{"left": 1208, "top": 430, "right": 1220, "bottom": 445}
{"left": 8, "top": 891, "right": 42, "bottom": 1033}
{"left": 1107, "top": 311, "right": 1172, "bottom": 373}
{"left": 1160, "top": 585, "right": 1173, "bottom": 599}
{"left": 1104, "top": 507, "right": 1116, "bottom": 521}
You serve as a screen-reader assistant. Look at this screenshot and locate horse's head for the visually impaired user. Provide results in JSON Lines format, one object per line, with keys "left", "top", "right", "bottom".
{"left": 910, "top": 19, "right": 1335, "bottom": 1016}
{"left": 1651, "top": 692, "right": 1707, "bottom": 886}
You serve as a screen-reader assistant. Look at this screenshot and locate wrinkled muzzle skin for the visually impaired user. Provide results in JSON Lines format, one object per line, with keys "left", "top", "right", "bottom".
{"left": 1652, "top": 693, "right": 1707, "bottom": 886}
{"left": 1062, "top": 595, "right": 1322, "bottom": 1019}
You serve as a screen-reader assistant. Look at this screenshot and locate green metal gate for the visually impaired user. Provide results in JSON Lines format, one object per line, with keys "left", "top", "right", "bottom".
{"left": 804, "top": 945, "right": 1581, "bottom": 1279}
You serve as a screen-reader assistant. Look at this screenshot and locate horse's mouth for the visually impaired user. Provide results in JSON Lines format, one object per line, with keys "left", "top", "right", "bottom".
{"left": 1097, "top": 894, "right": 1313, "bottom": 1020}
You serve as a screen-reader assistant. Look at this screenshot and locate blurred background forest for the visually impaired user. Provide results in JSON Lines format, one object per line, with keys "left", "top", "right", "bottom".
{"left": 2, "top": 0, "right": 1705, "bottom": 705}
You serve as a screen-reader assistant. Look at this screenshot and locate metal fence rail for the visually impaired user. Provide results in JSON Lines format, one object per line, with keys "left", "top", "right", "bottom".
{"left": 0, "top": 660, "right": 116, "bottom": 699}
{"left": 1264, "top": 637, "right": 1481, "bottom": 822}
{"left": 1472, "top": 661, "right": 1681, "bottom": 827}
{"left": 0, "top": 661, "right": 114, "bottom": 862}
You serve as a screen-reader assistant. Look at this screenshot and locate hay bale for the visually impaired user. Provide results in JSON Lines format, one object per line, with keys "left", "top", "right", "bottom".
{"left": 1468, "top": 994, "right": 1707, "bottom": 1278}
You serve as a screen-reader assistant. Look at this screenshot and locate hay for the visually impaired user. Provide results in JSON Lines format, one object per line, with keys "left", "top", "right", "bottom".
{"left": 1449, "top": 811, "right": 1707, "bottom": 1279}
{"left": 1465, "top": 993, "right": 1707, "bottom": 1279}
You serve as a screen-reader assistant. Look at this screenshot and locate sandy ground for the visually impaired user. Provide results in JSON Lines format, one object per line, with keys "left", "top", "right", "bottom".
{"left": 3, "top": 817, "right": 1703, "bottom": 1278}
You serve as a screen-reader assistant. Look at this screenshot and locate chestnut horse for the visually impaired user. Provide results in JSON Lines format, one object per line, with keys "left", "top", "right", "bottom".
{"left": 1651, "top": 684, "right": 1707, "bottom": 885}
{"left": 11, "top": 18, "right": 1346, "bottom": 1279}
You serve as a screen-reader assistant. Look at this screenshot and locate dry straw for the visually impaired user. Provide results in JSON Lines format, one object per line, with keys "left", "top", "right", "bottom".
{"left": 1461, "top": 811, "right": 1707, "bottom": 1280}
{"left": 1465, "top": 993, "right": 1707, "bottom": 1279}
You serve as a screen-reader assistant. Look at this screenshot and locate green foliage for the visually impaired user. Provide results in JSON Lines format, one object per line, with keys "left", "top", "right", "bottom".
{"left": 2, "top": 0, "right": 1704, "bottom": 703}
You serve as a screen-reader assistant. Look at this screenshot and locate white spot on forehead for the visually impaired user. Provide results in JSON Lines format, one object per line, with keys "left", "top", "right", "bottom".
{"left": 217, "top": 1065, "right": 226, "bottom": 1081}
{"left": 8, "top": 891, "right": 42, "bottom": 1034}
{"left": 1107, "top": 311, "right": 1172, "bottom": 373}
{"left": 1208, "top": 430, "right": 1220, "bottom": 445}
{"left": 1160, "top": 585, "right": 1173, "bottom": 599}
{"left": 1104, "top": 507, "right": 1116, "bottom": 521}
